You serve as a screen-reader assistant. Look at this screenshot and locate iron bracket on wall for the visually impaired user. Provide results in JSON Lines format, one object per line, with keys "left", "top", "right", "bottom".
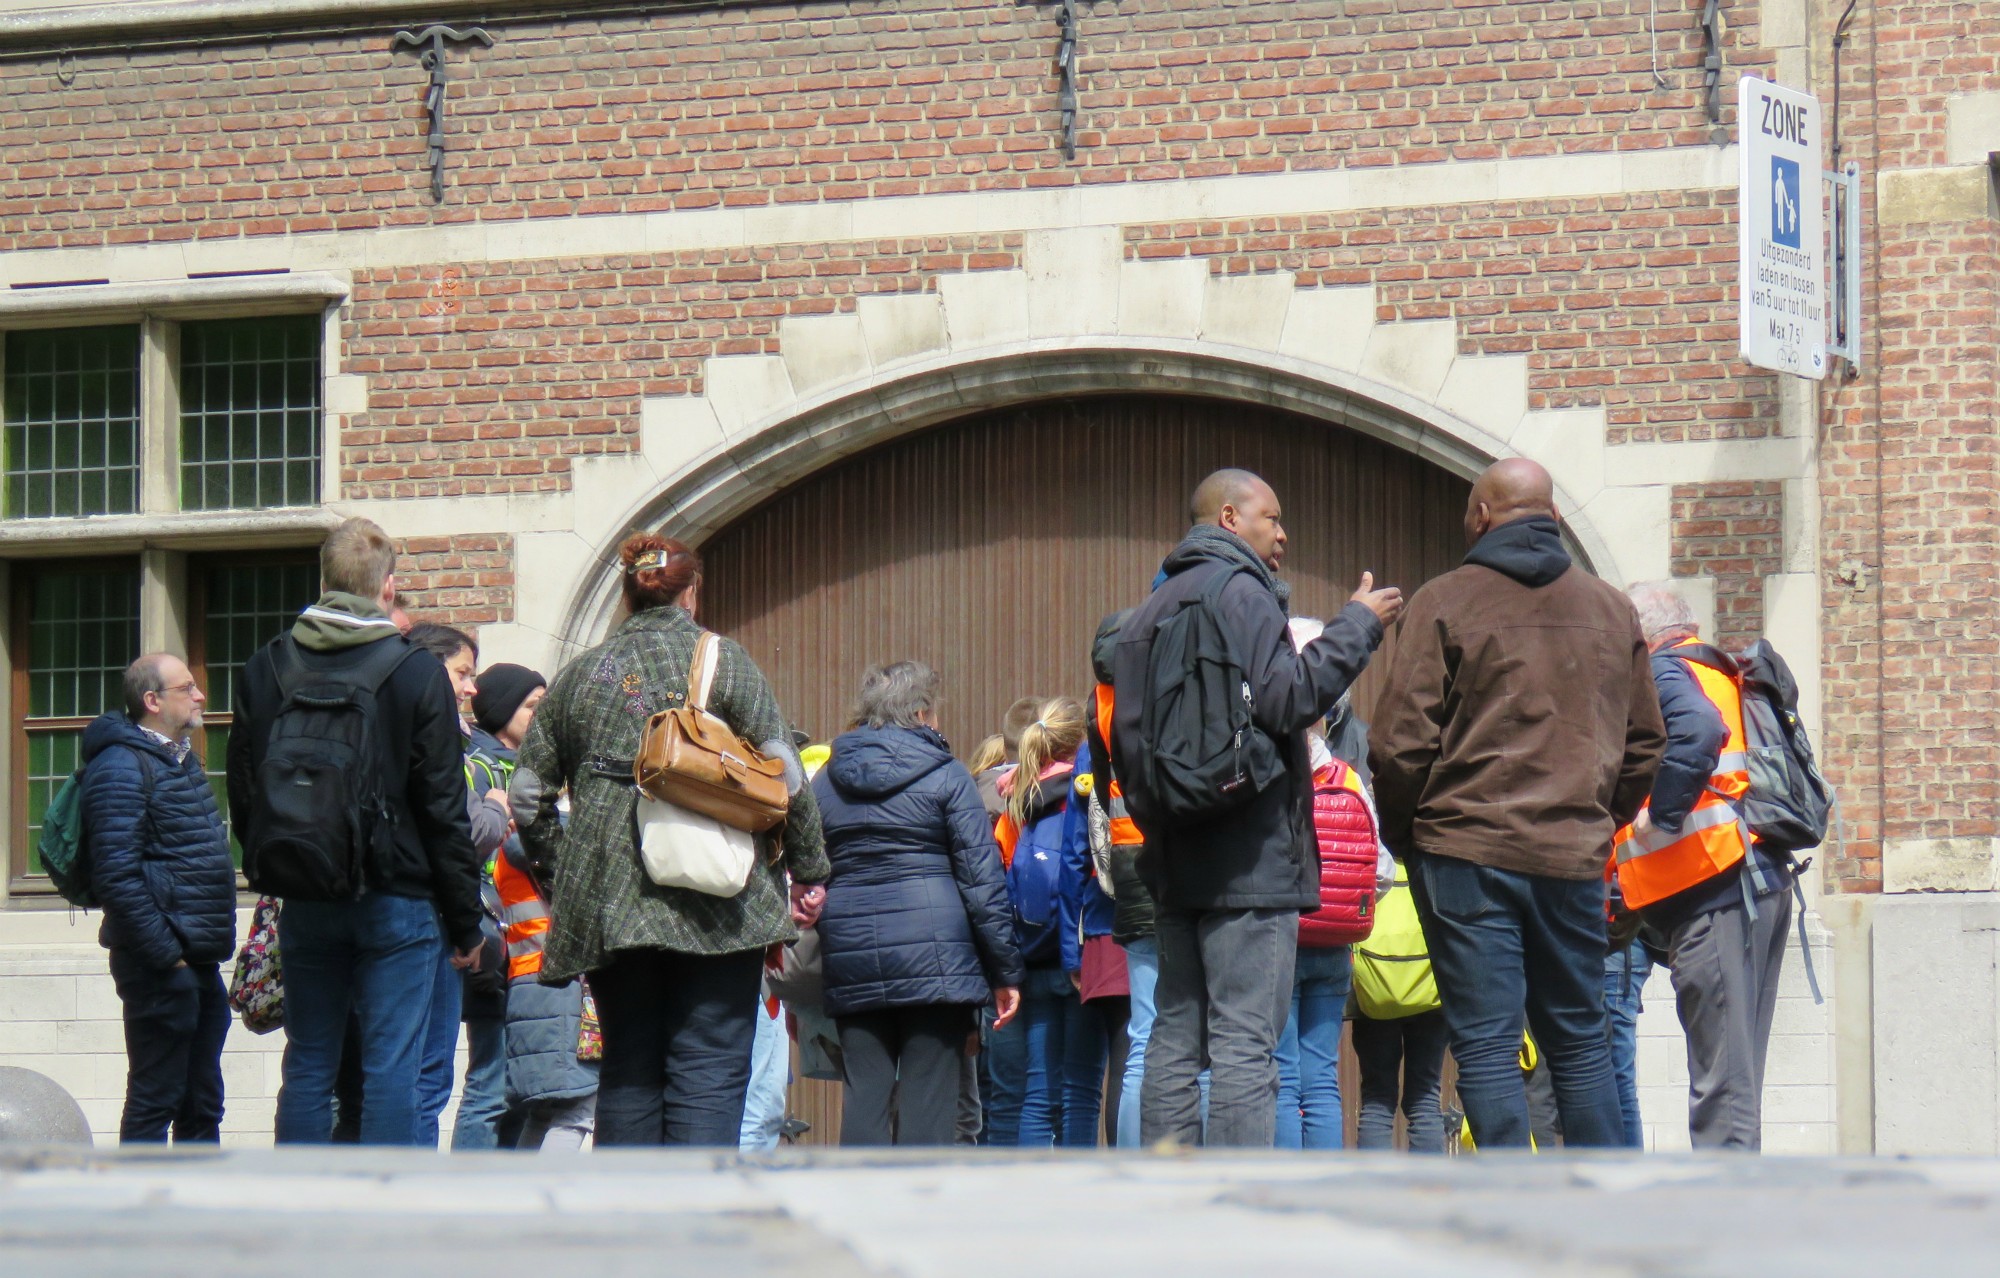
{"left": 391, "top": 23, "right": 494, "bottom": 203}
{"left": 1055, "top": 0, "right": 1081, "bottom": 159}
{"left": 1699, "top": 0, "right": 1724, "bottom": 128}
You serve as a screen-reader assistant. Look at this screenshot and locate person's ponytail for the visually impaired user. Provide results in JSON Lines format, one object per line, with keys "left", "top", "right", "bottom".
{"left": 1007, "top": 696, "right": 1086, "bottom": 829}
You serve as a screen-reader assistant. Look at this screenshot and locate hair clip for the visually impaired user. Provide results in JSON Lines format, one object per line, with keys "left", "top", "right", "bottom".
{"left": 629, "top": 548, "right": 669, "bottom": 574}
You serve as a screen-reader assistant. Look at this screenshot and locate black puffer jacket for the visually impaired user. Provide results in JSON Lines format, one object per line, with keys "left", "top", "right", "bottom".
{"left": 812, "top": 725, "right": 1024, "bottom": 1018}
{"left": 1112, "top": 529, "right": 1385, "bottom": 911}
{"left": 82, "top": 713, "right": 237, "bottom": 970}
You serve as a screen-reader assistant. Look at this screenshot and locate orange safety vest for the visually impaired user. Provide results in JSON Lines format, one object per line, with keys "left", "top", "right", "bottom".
{"left": 1091, "top": 683, "right": 1142, "bottom": 847}
{"left": 1612, "top": 639, "right": 1752, "bottom": 910}
{"left": 494, "top": 851, "right": 550, "bottom": 981}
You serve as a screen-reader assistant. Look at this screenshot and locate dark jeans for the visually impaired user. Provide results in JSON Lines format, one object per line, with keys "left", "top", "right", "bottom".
{"left": 1141, "top": 905, "right": 1298, "bottom": 1148}
{"left": 276, "top": 891, "right": 441, "bottom": 1146}
{"left": 1405, "top": 850, "right": 1623, "bottom": 1149}
{"left": 107, "top": 950, "right": 230, "bottom": 1144}
{"left": 589, "top": 946, "right": 764, "bottom": 1146}
{"left": 416, "top": 938, "right": 462, "bottom": 1148}
{"left": 1351, "top": 1009, "right": 1449, "bottom": 1153}
{"left": 837, "top": 1003, "right": 974, "bottom": 1146}
{"left": 1603, "top": 939, "right": 1655, "bottom": 1149}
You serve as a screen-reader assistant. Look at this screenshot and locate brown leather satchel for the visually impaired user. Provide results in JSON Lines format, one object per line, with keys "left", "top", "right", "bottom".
{"left": 633, "top": 631, "right": 790, "bottom": 833}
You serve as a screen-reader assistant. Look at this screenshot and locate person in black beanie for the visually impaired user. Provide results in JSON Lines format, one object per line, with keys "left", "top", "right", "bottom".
{"left": 452, "top": 662, "right": 548, "bottom": 1150}
{"left": 473, "top": 664, "right": 548, "bottom": 750}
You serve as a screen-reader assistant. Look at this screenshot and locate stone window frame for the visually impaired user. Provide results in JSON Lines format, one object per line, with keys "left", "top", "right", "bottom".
{"left": 0, "top": 274, "right": 353, "bottom": 901}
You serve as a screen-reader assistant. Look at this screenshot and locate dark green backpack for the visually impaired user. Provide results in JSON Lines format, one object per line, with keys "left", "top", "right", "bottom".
{"left": 38, "top": 746, "right": 154, "bottom": 909}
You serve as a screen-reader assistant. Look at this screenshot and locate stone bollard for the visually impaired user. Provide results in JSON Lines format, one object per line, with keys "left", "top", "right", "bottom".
{"left": 0, "top": 1066, "right": 94, "bottom": 1146}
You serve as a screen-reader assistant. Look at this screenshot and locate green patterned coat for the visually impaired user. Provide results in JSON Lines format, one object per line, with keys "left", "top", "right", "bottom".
{"left": 510, "top": 605, "right": 829, "bottom": 983}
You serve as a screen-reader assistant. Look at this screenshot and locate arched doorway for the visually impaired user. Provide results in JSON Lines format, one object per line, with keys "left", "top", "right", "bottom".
{"left": 700, "top": 391, "right": 1473, "bottom": 1146}
{"left": 701, "top": 393, "right": 1473, "bottom": 749}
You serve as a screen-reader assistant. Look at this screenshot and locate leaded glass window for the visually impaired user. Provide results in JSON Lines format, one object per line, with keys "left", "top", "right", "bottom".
{"left": 1, "top": 325, "right": 142, "bottom": 519}
{"left": 14, "top": 561, "right": 142, "bottom": 874}
{"left": 179, "top": 315, "right": 322, "bottom": 511}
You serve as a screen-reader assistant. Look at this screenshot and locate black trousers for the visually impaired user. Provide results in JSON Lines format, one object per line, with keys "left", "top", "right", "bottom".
{"left": 588, "top": 947, "right": 764, "bottom": 1147}
{"left": 107, "top": 949, "right": 230, "bottom": 1144}
{"left": 837, "top": 1003, "right": 976, "bottom": 1147}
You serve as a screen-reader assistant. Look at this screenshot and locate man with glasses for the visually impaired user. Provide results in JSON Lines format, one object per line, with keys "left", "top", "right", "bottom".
{"left": 82, "top": 654, "right": 239, "bottom": 1143}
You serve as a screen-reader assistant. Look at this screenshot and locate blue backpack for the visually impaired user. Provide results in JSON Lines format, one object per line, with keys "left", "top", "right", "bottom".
{"left": 1007, "top": 797, "right": 1068, "bottom": 967}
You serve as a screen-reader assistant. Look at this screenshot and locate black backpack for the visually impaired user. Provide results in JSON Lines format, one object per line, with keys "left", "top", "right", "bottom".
{"left": 1730, "top": 640, "right": 1834, "bottom": 855}
{"left": 243, "top": 635, "right": 416, "bottom": 902}
{"left": 1126, "top": 566, "right": 1284, "bottom": 825}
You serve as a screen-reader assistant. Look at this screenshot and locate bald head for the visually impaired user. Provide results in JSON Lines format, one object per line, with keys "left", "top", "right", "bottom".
{"left": 1190, "top": 469, "right": 1269, "bottom": 524}
{"left": 1464, "top": 458, "right": 1558, "bottom": 547}
{"left": 1190, "top": 468, "right": 1287, "bottom": 569}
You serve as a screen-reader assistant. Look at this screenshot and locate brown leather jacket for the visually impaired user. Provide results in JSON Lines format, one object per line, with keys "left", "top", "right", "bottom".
{"left": 1367, "top": 517, "right": 1665, "bottom": 881}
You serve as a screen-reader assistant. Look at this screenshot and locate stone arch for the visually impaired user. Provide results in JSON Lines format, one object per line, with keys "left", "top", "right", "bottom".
{"left": 534, "top": 227, "right": 1641, "bottom": 657}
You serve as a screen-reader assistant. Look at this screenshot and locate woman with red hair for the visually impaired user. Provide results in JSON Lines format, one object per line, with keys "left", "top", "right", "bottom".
{"left": 508, "top": 532, "right": 829, "bottom": 1146}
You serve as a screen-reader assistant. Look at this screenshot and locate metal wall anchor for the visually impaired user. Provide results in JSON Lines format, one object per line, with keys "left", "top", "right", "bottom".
{"left": 391, "top": 24, "right": 494, "bottom": 203}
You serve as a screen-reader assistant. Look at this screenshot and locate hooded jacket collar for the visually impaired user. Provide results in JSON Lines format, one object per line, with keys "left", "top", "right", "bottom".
{"left": 292, "top": 591, "right": 401, "bottom": 652}
{"left": 826, "top": 724, "right": 955, "bottom": 800}
{"left": 1158, "top": 523, "right": 1292, "bottom": 608}
{"left": 1463, "top": 515, "right": 1572, "bottom": 588}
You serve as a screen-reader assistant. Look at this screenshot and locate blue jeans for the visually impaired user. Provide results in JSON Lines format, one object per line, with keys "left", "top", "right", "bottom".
{"left": 1117, "top": 937, "right": 1157, "bottom": 1149}
{"left": 1405, "top": 851, "right": 1624, "bottom": 1149}
{"left": 1603, "top": 939, "right": 1654, "bottom": 1149}
{"left": 417, "top": 939, "right": 462, "bottom": 1148}
{"left": 739, "top": 997, "right": 788, "bottom": 1152}
{"left": 107, "top": 951, "right": 230, "bottom": 1144}
{"left": 450, "top": 1016, "right": 509, "bottom": 1151}
{"left": 275, "top": 892, "right": 442, "bottom": 1146}
{"left": 1274, "top": 946, "right": 1354, "bottom": 1149}
{"left": 1016, "top": 968, "right": 1081, "bottom": 1146}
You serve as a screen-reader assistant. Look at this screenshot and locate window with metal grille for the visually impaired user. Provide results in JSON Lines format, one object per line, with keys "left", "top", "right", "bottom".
{"left": 179, "top": 315, "right": 323, "bottom": 511}
{"left": 10, "top": 560, "right": 141, "bottom": 881}
{"left": 190, "top": 554, "right": 318, "bottom": 864}
{"left": 1, "top": 325, "right": 142, "bottom": 519}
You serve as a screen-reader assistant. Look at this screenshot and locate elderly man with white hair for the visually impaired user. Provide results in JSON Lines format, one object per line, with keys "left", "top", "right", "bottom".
{"left": 1614, "top": 580, "right": 1794, "bottom": 1151}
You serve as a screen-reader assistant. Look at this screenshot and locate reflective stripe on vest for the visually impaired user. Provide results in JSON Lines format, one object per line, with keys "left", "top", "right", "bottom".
{"left": 1092, "top": 683, "right": 1142, "bottom": 846}
{"left": 494, "top": 852, "right": 549, "bottom": 980}
{"left": 1612, "top": 640, "right": 1752, "bottom": 910}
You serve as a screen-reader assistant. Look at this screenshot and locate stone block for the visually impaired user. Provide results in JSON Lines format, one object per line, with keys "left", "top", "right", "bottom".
{"left": 937, "top": 269, "right": 1030, "bottom": 350}
{"left": 1878, "top": 166, "right": 1995, "bottom": 226}
{"left": 1577, "top": 483, "right": 1672, "bottom": 585}
{"left": 1602, "top": 435, "right": 1814, "bottom": 487}
{"left": 1199, "top": 273, "right": 1293, "bottom": 350}
{"left": 701, "top": 356, "right": 795, "bottom": 439}
{"left": 1508, "top": 409, "right": 1607, "bottom": 510}
{"left": 1947, "top": 92, "right": 2000, "bottom": 166}
{"left": 1117, "top": 259, "right": 1208, "bottom": 339}
{"left": 1436, "top": 356, "right": 1530, "bottom": 437}
{"left": 72, "top": 972, "right": 124, "bottom": 1022}
{"left": 1884, "top": 838, "right": 2000, "bottom": 893}
{"left": 1763, "top": 1121, "right": 1837, "bottom": 1155}
{"left": 0, "top": 976, "right": 75, "bottom": 1023}
{"left": 1276, "top": 287, "right": 1375, "bottom": 372}
{"left": 323, "top": 373, "right": 369, "bottom": 416}
{"left": 640, "top": 396, "right": 728, "bottom": 481}
{"left": 1358, "top": 319, "right": 1458, "bottom": 402}
{"left": 856, "top": 293, "right": 947, "bottom": 368}
{"left": 779, "top": 314, "right": 870, "bottom": 397}
{"left": 1022, "top": 226, "right": 1121, "bottom": 337}
{"left": 1873, "top": 893, "right": 2000, "bottom": 1154}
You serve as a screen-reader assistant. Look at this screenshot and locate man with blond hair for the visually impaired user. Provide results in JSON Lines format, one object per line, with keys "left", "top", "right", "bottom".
{"left": 228, "top": 517, "right": 483, "bottom": 1145}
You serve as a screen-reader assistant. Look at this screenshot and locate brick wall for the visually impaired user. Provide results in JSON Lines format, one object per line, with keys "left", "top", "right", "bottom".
{"left": 393, "top": 534, "right": 517, "bottom": 626}
{"left": 1815, "top": 0, "right": 2000, "bottom": 892}
{"left": 0, "top": 1, "right": 1771, "bottom": 251}
{"left": 1672, "top": 481, "right": 1785, "bottom": 650}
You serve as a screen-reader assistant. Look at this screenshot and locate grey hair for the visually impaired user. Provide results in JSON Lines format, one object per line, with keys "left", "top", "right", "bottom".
{"left": 856, "top": 660, "right": 942, "bottom": 730}
{"left": 122, "top": 654, "right": 170, "bottom": 720}
{"left": 1628, "top": 580, "right": 1699, "bottom": 643}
